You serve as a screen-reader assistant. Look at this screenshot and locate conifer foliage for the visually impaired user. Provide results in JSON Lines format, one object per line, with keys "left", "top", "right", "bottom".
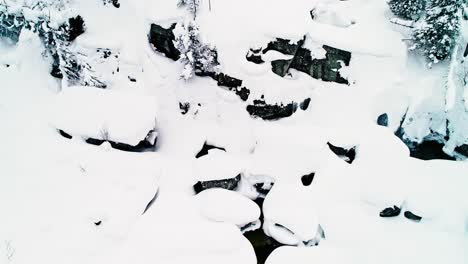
{"left": 173, "top": 20, "right": 219, "bottom": 80}
{"left": 412, "top": 0, "right": 464, "bottom": 63}
{"left": 388, "top": 0, "right": 427, "bottom": 20}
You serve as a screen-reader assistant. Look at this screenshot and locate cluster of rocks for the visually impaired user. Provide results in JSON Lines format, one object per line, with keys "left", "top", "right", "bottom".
{"left": 247, "top": 37, "right": 351, "bottom": 84}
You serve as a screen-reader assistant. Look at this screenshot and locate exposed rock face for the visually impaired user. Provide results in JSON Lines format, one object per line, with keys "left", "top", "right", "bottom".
{"left": 247, "top": 97, "right": 311, "bottom": 120}
{"left": 327, "top": 142, "right": 356, "bottom": 164}
{"left": 301, "top": 172, "right": 315, "bottom": 186}
{"left": 193, "top": 174, "right": 241, "bottom": 194}
{"left": 248, "top": 37, "right": 352, "bottom": 84}
{"left": 148, "top": 23, "right": 181, "bottom": 61}
{"left": 195, "top": 142, "right": 226, "bottom": 158}
{"left": 58, "top": 129, "right": 158, "bottom": 152}
{"left": 408, "top": 140, "right": 455, "bottom": 161}
{"left": 85, "top": 134, "right": 157, "bottom": 152}
{"left": 377, "top": 113, "right": 389, "bottom": 127}
{"left": 199, "top": 72, "right": 250, "bottom": 101}
{"left": 379, "top": 206, "right": 401, "bottom": 217}
{"left": 404, "top": 211, "right": 422, "bottom": 222}
{"left": 454, "top": 144, "right": 468, "bottom": 157}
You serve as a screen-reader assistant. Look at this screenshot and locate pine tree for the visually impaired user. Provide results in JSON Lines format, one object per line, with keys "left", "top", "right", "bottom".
{"left": 412, "top": 0, "right": 463, "bottom": 63}
{"left": 173, "top": 20, "right": 219, "bottom": 80}
{"left": 388, "top": 0, "right": 427, "bottom": 20}
{"left": 177, "top": 0, "right": 200, "bottom": 17}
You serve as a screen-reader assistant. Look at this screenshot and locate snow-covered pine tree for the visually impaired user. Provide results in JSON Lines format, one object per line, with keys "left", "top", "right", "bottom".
{"left": 388, "top": 0, "right": 427, "bottom": 20}
{"left": 173, "top": 20, "right": 219, "bottom": 80}
{"left": 177, "top": 0, "right": 200, "bottom": 18}
{"left": 413, "top": 0, "right": 463, "bottom": 64}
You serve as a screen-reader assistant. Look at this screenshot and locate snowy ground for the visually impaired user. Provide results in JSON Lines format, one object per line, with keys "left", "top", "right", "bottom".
{"left": 0, "top": 0, "right": 467, "bottom": 264}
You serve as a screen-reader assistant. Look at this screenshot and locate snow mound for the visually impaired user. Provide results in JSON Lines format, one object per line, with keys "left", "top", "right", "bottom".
{"left": 195, "top": 188, "right": 261, "bottom": 228}
{"left": 48, "top": 86, "right": 158, "bottom": 146}
{"left": 194, "top": 149, "right": 245, "bottom": 182}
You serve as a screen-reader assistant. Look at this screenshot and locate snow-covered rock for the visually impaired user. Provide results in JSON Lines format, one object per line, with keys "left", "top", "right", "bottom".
{"left": 49, "top": 86, "right": 158, "bottom": 148}
{"left": 195, "top": 188, "right": 261, "bottom": 230}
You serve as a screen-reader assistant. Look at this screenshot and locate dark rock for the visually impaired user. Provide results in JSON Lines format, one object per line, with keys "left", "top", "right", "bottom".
{"left": 454, "top": 144, "right": 468, "bottom": 157}
{"left": 263, "top": 38, "right": 303, "bottom": 55}
{"left": 128, "top": 76, "right": 137, "bottom": 82}
{"left": 409, "top": 140, "right": 455, "bottom": 161}
{"left": 236, "top": 87, "right": 250, "bottom": 101}
{"left": 58, "top": 129, "right": 73, "bottom": 139}
{"left": 195, "top": 142, "right": 226, "bottom": 158}
{"left": 379, "top": 206, "right": 401, "bottom": 217}
{"left": 247, "top": 99, "right": 298, "bottom": 120}
{"left": 193, "top": 174, "right": 241, "bottom": 194}
{"left": 253, "top": 37, "right": 351, "bottom": 84}
{"left": 143, "top": 188, "right": 159, "bottom": 214}
{"left": 66, "top": 16, "right": 85, "bottom": 42}
{"left": 84, "top": 129, "right": 157, "bottom": 152}
{"left": 179, "top": 102, "right": 190, "bottom": 115}
{"left": 253, "top": 182, "right": 274, "bottom": 196}
{"left": 215, "top": 72, "right": 243, "bottom": 88}
{"left": 271, "top": 59, "right": 293, "bottom": 77}
{"left": 148, "top": 23, "right": 181, "bottom": 61}
{"left": 377, "top": 113, "right": 389, "bottom": 127}
{"left": 94, "top": 220, "right": 102, "bottom": 226}
{"left": 301, "top": 172, "right": 315, "bottom": 186}
{"left": 246, "top": 49, "right": 264, "bottom": 64}
{"left": 212, "top": 72, "right": 250, "bottom": 101}
{"left": 327, "top": 142, "right": 356, "bottom": 164}
{"left": 103, "top": 0, "right": 120, "bottom": 7}
{"left": 404, "top": 211, "right": 422, "bottom": 222}
{"left": 111, "top": 0, "right": 120, "bottom": 8}
{"left": 299, "top": 98, "right": 311, "bottom": 110}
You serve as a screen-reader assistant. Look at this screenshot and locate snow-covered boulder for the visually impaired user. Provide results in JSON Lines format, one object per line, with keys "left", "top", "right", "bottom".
{"left": 195, "top": 188, "right": 261, "bottom": 232}
{"left": 262, "top": 181, "right": 321, "bottom": 246}
{"left": 193, "top": 149, "right": 244, "bottom": 193}
{"left": 49, "top": 86, "right": 158, "bottom": 150}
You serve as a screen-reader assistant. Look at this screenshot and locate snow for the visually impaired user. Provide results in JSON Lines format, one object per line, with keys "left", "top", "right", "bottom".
{"left": 1, "top": 0, "right": 467, "bottom": 264}
{"left": 48, "top": 86, "right": 158, "bottom": 146}
{"left": 194, "top": 149, "right": 245, "bottom": 181}
{"left": 195, "top": 188, "right": 261, "bottom": 228}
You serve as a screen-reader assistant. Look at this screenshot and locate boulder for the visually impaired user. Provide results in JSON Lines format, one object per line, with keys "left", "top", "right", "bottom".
{"left": 377, "top": 113, "right": 389, "bottom": 127}
{"left": 148, "top": 23, "right": 181, "bottom": 61}
{"left": 194, "top": 174, "right": 241, "bottom": 194}
{"left": 251, "top": 37, "right": 352, "bottom": 84}
{"left": 326, "top": 142, "right": 356, "bottom": 164}
{"left": 379, "top": 206, "right": 401, "bottom": 217}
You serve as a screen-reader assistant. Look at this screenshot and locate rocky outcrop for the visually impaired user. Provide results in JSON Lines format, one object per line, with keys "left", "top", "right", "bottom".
{"left": 85, "top": 132, "right": 157, "bottom": 152}
{"left": 379, "top": 206, "right": 401, "bottom": 217}
{"left": 198, "top": 72, "right": 250, "bottom": 101}
{"left": 327, "top": 142, "right": 356, "bottom": 164}
{"left": 148, "top": 23, "right": 181, "bottom": 61}
{"left": 248, "top": 37, "right": 352, "bottom": 84}
{"left": 193, "top": 174, "right": 241, "bottom": 194}
{"left": 247, "top": 97, "right": 311, "bottom": 120}
{"left": 404, "top": 211, "right": 422, "bottom": 222}
{"left": 58, "top": 129, "right": 158, "bottom": 152}
{"left": 377, "top": 113, "right": 389, "bottom": 127}
{"left": 195, "top": 142, "right": 226, "bottom": 158}
{"left": 301, "top": 172, "right": 315, "bottom": 186}
{"left": 149, "top": 23, "right": 250, "bottom": 101}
